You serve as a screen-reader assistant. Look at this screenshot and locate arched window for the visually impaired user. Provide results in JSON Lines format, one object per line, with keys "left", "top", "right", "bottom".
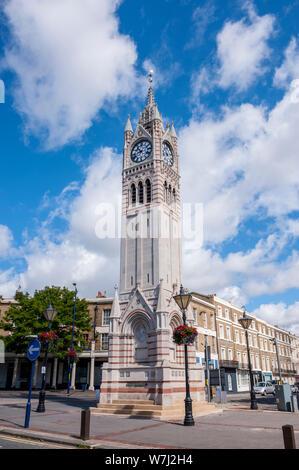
{"left": 138, "top": 181, "right": 144, "bottom": 204}
{"left": 131, "top": 184, "right": 136, "bottom": 205}
{"left": 145, "top": 179, "right": 151, "bottom": 203}
{"left": 164, "top": 181, "right": 168, "bottom": 202}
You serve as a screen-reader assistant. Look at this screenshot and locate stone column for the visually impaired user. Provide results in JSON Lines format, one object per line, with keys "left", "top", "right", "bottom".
{"left": 51, "top": 358, "right": 58, "bottom": 389}
{"left": 11, "top": 357, "right": 19, "bottom": 389}
{"left": 89, "top": 341, "right": 95, "bottom": 391}
{"left": 71, "top": 361, "right": 77, "bottom": 389}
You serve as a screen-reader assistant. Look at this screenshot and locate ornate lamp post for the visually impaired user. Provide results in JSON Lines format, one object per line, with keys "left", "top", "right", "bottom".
{"left": 36, "top": 302, "right": 57, "bottom": 413}
{"left": 173, "top": 285, "right": 194, "bottom": 426}
{"left": 238, "top": 306, "right": 258, "bottom": 410}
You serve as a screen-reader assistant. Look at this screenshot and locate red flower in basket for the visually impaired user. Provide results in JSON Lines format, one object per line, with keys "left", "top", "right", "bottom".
{"left": 173, "top": 325, "right": 198, "bottom": 345}
{"left": 66, "top": 349, "right": 77, "bottom": 359}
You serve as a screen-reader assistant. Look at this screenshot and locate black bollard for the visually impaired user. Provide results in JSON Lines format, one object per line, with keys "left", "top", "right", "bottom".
{"left": 282, "top": 425, "right": 296, "bottom": 449}
{"left": 80, "top": 408, "right": 91, "bottom": 441}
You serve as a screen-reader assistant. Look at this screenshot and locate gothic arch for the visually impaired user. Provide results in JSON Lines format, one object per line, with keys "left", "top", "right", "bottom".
{"left": 122, "top": 310, "right": 154, "bottom": 363}
{"left": 145, "top": 179, "right": 152, "bottom": 203}
{"left": 131, "top": 183, "right": 136, "bottom": 205}
{"left": 138, "top": 181, "right": 144, "bottom": 204}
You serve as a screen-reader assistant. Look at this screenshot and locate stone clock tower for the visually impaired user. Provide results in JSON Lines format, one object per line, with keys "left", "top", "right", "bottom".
{"left": 97, "top": 79, "right": 206, "bottom": 417}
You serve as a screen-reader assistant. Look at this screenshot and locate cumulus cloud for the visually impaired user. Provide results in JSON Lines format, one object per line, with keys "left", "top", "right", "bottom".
{"left": 192, "top": 4, "right": 275, "bottom": 97}
{"left": 274, "top": 37, "right": 299, "bottom": 88}
{"left": 252, "top": 302, "right": 299, "bottom": 335}
{"left": 0, "top": 147, "right": 122, "bottom": 298}
{"left": 180, "top": 78, "right": 299, "bottom": 330}
{"left": 0, "top": 225, "right": 13, "bottom": 258}
{"left": 216, "top": 7, "right": 274, "bottom": 91}
{"left": 3, "top": 0, "right": 137, "bottom": 148}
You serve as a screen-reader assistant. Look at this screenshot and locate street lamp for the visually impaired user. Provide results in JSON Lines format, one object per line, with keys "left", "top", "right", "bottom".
{"left": 270, "top": 337, "right": 282, "bottom": 384}
{"left": 36, "top": 302, "right": 57, "bottom": 413}
{"left": 67, "top": 283, "right": 78, "bottom": 395}
{"left": 173, "top": 285, "right": 194, "bottom": 426}
{"left": 238, "top": 306, "right": 258, "bottom": 410}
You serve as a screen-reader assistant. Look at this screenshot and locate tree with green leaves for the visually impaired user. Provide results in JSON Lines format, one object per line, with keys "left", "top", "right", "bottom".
{"left": 0, "top": 286, "right": 91, "bottom": 360}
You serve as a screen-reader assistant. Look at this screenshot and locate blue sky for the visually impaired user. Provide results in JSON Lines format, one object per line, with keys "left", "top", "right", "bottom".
{"left": 0, "top": 0, "right": 299, "bottom": 333}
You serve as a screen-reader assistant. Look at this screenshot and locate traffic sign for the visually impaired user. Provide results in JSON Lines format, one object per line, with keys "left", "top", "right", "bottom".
{"left": 27, "top": 339, "right": 41, "bottom": 361}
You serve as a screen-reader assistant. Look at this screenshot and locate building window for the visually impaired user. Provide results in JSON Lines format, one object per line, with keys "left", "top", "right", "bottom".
{"left": 145, "top": 179, "right": 151, "bottom": 203}
{"left": 103, "top": 309, "right": 111, "bottom": 326}
{"left": 241, "top": 332, "right": 245, "bottom": 345}
{"left": 219, "top": 324, "right": 224, "bottom": 339}
{"left": 225, "top": 308, "right": 229, "bottom": 319}
{"left": 193, "top": 308, "right": 197, "bottom": 323}
{"left": 221, "top": 347, "right": 226, "bottom": 360}
{"left": 101, "top": 333, "right": 109, "bottom": 350}
{"left": 249, "top": 334, "right": 252, "bottom": 346}
{"left": 203, "top": 312, "right": 207, "bottom": 329}
{"left": 233, "top": 313, "right": 237, "bottom": 323}
{"left": 228, "top": 349, "right": 233, "bottom": 360}
{"left": 218, "top": 306, "right": 222, "bottom": 317}
{"left": 210, "top": 314, "right": 215, "bottom": 330}
{"left": 226, "top": 326, "right": 231, "bottom": 340}
{"left": 235, "top": 331, "right": 240, "bottom": 344}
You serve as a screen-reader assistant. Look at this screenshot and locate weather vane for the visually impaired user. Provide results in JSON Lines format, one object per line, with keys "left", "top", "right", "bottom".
{"left": 148, "top": 69, "right": 154, "bottom": 84}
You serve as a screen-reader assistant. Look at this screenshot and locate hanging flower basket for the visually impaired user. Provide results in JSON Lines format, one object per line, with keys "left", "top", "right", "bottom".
{"left": 173, "top": 325, "right": 198, "bottom": 345}
{"left": 38, "top": 331, "right": 58, "bottom": 351}
{"left": 66, "top": 349, "right": 77, "bottom": 360}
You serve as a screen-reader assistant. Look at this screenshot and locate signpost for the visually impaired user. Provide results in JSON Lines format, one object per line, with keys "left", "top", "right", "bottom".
{"left": 24, "top": 339, "right": 40, "bottom": 428}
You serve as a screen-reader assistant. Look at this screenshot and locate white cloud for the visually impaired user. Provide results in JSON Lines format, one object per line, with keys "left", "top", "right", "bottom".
{"left": 0, "top": 147, "right": 122, "bottom": 298}
{"left": 216, "top": 7, "right": 274, "bottom": 91}
{"left": 252, "top": 302, "right": 299, "bottom": 335}
{"left": 0, "top": 225, "right": 13, "bottom": 258}
{"left": 3, "top": 0, "right": 137, "bottom": 148}
{"left": 192, "top": 4, "right": 275, "bottom": 96}
{"left": 179, "top": 79, "right": 299, "bottom": 325}
{"left": 274, "top": 37, "right": 299, "bottom": 88}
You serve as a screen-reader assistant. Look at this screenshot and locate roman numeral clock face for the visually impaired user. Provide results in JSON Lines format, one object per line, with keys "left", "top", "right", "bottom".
{"left": 131, "top": 140, "right": 152, "bottom": 163}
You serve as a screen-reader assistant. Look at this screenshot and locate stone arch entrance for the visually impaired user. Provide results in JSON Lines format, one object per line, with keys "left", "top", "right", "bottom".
{"left": 122, "top": 311, "right": 154, "bottom": 364}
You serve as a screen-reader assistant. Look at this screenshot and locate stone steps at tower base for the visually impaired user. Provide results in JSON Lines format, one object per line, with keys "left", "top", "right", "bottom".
{"left": 90, "top": 400, "right": 220, "bottom": 420}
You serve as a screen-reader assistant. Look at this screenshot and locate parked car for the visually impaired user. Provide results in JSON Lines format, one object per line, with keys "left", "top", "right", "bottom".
{"left": 254, "top": 381, "right": 276, "bottom": 396}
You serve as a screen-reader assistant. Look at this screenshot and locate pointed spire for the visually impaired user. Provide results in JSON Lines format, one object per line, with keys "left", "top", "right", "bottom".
{"left": 170, "top": 121, "right": 177, "bottom": 138}
{"left": 125, "top": 114, "right": 133, "bottom": 133}
{"left": 111, "top": 284, "right": 121, "bottom": 319}
{"left": 146, "top": 86, "right": 155, "bottom": 106}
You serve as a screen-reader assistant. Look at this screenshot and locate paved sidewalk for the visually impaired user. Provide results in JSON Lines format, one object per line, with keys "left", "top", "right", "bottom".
{"left": 0, "top": 391, "right": 298, "bottom": 449}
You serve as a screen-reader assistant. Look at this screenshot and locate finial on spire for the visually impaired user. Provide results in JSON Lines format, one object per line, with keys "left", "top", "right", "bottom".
{"left": 148, "top": 69, "right": 154, "bottom": 84}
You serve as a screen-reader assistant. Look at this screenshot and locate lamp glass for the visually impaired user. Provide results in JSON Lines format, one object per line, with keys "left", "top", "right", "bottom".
{"left": 238, "top": 316, "right": 252, "bottom": 330}
{"left": 43, "top": 302, "right": 57, "bottom": 322}
{"left": 173, "top": 293, "right": 192, "bottom": 311}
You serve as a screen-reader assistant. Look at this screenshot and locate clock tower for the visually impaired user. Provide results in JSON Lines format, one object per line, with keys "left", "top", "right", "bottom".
{"left": 98, "top": 78, "right": 205, "bottom": 414}
{"left": 120, "top": 84, "right": 182, "bottom": 294}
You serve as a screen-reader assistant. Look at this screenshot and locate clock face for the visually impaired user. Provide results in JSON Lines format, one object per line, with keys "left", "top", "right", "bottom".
{"left": 162, "top": 142, "right": 174, "bottom": 166}
{"left": 131, "top": 140, "right": 152, "bottom": 163}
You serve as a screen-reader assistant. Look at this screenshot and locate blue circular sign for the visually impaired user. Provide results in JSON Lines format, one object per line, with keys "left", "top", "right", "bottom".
{"left": 27, "top": 339, "right": 41, "bottom": 361}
